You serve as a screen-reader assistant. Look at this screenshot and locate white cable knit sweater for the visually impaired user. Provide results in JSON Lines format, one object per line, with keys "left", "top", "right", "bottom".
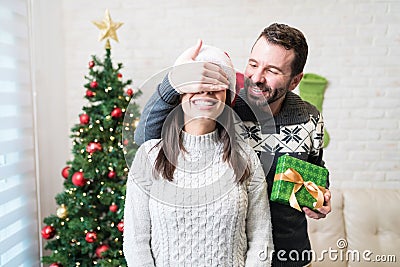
{"left": 123, "top": 130, "right": 273, "bottom": 266}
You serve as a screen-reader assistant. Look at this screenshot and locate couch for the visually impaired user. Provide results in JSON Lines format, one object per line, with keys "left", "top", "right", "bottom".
{"left": 307, "top": 188, "right": 400, "bottom": 266}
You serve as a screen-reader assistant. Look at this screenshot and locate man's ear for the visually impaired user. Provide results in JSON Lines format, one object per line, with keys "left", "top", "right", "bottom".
{"left": 288, "top": 72, "right": 303, "bottom": 91}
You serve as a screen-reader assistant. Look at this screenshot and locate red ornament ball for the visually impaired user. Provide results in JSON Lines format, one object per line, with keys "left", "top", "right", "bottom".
{"left": 88, "top": 60, "right": 95, "bottom": 68}
{"left": 117, "top": 73, "right": 123, "bottom": 78}
{"left": 49, "top": 263, "right": 63, "bottom": 267}
{"left": 85, "top": 231, "right": 97, "bottom": 243}
{"left": 41, "top": 225, "right": 56, "bottom": 239}
{"left": 79, "top": 114, "right": 90, "bottom": 125}
{"left": 96, "top": 244, "right": 109, "bottom": 258}
{"left": 111, "top": 107, "right": 123, "bottom": 118}
{"left": 72, "top": 171, "right": 87, "bottom": 187}
{"left": 109, "top": 204, "right": 118, "bottom": 213}
{"left": 123, "top": 139, "right": 129, "bottom": 146}
{"left": 117, "top": 221, "right": 124, "bottom": 232}
{"left": 126, "top": 88, "right": 133, "bottom": 96}
{"left": 86, "top": 90, "right": 94, "bottom": 97}
{"left": 86, "top": 142, "right": 102, "bottom": 154}
{"left": 90, "top": 81, "right": 98, "bottom": 89}
{"left": 61, "top": 166, "right": 70, "bottom": 179}
{"left": 108, "top": 171, "right": 116, "bottom": 179}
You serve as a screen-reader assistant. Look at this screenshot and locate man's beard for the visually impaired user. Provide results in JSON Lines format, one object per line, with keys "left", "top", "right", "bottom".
{"left": 245, "top": 78, "right": 289, "bottom": 109}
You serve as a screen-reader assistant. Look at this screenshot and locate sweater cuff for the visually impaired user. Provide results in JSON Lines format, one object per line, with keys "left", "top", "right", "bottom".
{"left": 157, "top": 74, "right": 181, "bottom": 105}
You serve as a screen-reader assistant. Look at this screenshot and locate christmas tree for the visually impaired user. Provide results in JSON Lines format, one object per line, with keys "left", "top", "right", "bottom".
{"left": 41, "top": 10, "right": 141, "bottom": 267}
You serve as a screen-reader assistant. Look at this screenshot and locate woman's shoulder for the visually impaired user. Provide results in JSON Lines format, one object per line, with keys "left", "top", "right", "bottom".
{"left": 234, "top": 138, "right": 265, "bottom": 188}
{"left": 141, "top": 138, "right": 162, "bottom": 153}
{"left": 235, "top": 138, "right": 260, "bottom": 166}
{"left": 128, "top": 139, "right": 162, "bottom": 187}
{"left": 130, "top": 139, "right": 162, "bottom": 168}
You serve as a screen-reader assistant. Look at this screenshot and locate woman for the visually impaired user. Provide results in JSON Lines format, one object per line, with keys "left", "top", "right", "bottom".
{"left": 123, "top": 45, "right": 273, "bottom": 266}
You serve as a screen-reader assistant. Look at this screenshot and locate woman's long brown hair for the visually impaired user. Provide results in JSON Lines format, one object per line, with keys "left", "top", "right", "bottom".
{"left": 153, "top": 90, "right": 251, "bottom": 184}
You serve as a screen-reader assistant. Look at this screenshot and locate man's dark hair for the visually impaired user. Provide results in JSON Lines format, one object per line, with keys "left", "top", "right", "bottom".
{"left": 254, "top": 23, "right": 308, "bottom": 77}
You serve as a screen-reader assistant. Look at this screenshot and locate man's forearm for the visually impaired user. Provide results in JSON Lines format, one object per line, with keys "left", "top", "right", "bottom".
{"left": 134, "top": 75, "right": 180, "bottom": 145}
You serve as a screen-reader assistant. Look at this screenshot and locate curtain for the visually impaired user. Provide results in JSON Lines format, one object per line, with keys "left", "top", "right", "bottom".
{"left": 0, "top": 0, "right": 40, "bottom": 266}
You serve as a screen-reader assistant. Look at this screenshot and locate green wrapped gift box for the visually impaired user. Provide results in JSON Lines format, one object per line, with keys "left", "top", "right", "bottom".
{"left": 270, "top": 155, "right": 328, "bottom": 211}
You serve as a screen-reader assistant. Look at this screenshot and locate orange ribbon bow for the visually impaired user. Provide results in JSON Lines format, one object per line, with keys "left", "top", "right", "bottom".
{"left": 274, "top": 168, "right": 326, "bottom": 212}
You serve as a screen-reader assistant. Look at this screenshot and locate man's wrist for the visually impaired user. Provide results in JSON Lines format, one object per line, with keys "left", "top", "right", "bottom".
{"left": 157, "top": 74, "right": 181, "bottom": 105}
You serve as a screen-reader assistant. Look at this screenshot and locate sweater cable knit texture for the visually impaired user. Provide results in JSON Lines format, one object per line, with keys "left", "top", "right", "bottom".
{"left": 123, "top": 130, "right": 273, "bottom": 266}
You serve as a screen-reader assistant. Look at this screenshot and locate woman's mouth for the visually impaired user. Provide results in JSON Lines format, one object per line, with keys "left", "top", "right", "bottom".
{"left": 192, "top": 98, "right": 218, "bottom": 107}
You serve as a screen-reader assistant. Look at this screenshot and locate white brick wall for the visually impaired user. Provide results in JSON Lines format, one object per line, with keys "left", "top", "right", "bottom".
{"left": 55, "top": 0, "right": 400, "bottom": 190}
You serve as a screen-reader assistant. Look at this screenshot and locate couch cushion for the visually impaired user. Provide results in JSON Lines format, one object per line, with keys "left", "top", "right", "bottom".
{"left": 342, "top": 188, "right": 400, "bottom": 267}
{"left": 308, "top": 188, "right": 400, "bottom": 267}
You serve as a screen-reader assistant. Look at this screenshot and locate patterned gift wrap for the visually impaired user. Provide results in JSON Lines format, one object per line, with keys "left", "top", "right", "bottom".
{"left": 271, "top": 155, "right": 328, "bottom": 211}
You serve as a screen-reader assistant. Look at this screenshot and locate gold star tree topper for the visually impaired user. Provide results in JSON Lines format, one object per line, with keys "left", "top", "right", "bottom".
{"left": 93, "top": 9, "right": 123, "bottom": 49}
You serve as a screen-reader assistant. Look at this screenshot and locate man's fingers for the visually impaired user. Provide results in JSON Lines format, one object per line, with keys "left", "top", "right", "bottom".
{"left": 190, "top": 39, "right": 203, "bottom": 60}
{"left": 205, "top": 83, "right": 229, "bottom": 91}
{"left": 176, "top": 82, "right": 228, "bottom": 94}
{"left": 324, "top": 190, "right": 331, "bottom": 202}
{"left": 303, "top": 207, "right": 326, "bottom": 220}
{"left": 199, "top": 78, "right": 229, "bottom": 90}
{"left": 170, "top": 60, "right": 233, "bottom": 95}
{"left": 303, "top": 190, "right": 332, "bottom": 220}
{"left": 171, "top": 62, "right": 230, "bottom": 92}
{"left": 317, "top": 206, "right": 330, "bottom": 215}
{"left": 174, "top": 40, "right": 203, "bottom": 66}
{"left": 202, "top": 62, "right": 230, "bottom": 86}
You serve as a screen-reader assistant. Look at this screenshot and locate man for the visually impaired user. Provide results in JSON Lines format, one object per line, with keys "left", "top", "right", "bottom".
{"left": 134, "top": 23, "right": 331, "bottom": 266}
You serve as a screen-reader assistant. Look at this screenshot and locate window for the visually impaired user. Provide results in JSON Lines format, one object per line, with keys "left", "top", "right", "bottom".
{"left": 0, "top": 0, "right": 40, "bottom": 266}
